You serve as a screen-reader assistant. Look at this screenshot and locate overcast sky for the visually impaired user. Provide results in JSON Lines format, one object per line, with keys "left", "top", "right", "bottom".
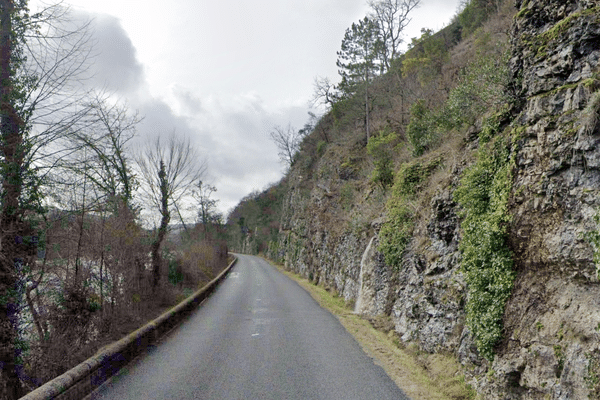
{"left": 30, "top": 0, "right": 462, "bottom": 217}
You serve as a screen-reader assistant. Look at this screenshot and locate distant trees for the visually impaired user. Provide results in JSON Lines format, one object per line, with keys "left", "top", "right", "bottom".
{"left": 0, "top": 1, "right": 227, "bottom": 395}
{"left": 226, "top": 179, "right": 287, "bottom": 256}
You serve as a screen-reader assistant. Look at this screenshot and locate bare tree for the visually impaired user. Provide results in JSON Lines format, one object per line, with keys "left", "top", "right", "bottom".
{"left": 311, "top": 76, "right": 338, "bottom": 110}
{"left": 368, "top": 0, "right": 421, "bottom": 71}
{"left": 68, "top": 93, "right": 141, "bottom": 209}
{"left": 193, "top": 180, "right": 219, "bottom": 226}
{"left": 48, "top": 93, "right": 141, "bottom": 286}
{"left": 19, "top": 2, "right": 96, "bottom": 175}
{"left": 136, "top": 133, "right": 207, "bottom": 289}
{"left": 269, "top": 124, "right": 305, "bottom": 168}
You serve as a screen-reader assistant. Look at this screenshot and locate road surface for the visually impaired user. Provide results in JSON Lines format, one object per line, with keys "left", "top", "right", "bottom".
{"left": 91, "top": 254, "right": 409, "bottom": 400}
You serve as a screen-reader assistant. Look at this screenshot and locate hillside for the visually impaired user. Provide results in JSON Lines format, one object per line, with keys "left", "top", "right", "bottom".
{"left": 227, "top": 0, "right": 600, "bottom": 398}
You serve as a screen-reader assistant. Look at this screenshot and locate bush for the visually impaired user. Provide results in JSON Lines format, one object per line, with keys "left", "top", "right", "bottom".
{"left": 378, "top": 158, "right": 443, "bottom": 269}
{"left": 407, "top": 100, "right": 437, "bottom": 156}
{"left": 445, "top": 51, "right": 511, "bottom": 130}
{"left": 457, "top": 0, "right": 499, "bottom": 38}
{"left": 379, "top": 200, "right": 414, "bottom": 269}
{"left": 402, "top": 28, "right": 450, "bottom": 85}
{"left": 367, "top": 127, "right": 398, "bottom": 189}
{"left": 405, "top": 49, "right": 511, "bottom": 157}
{"left": 317, "top": 140, "right": 327, "bottom": 156}
{"left": 454, "top": 136, "right": 515, "bottom": 360}
{"left": 168, "top": 258, "right": 184, "bottom": 286}
{"left": 394, "top": 160, "right": 439, "bottom": 196}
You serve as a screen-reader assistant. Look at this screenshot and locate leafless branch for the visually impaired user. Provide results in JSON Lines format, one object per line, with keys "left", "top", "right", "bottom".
{"left": 368, "top": 0, "right": 421, "bottom": 70}
{"left": 269, "top": 124, "right": 304, "bottom": 168}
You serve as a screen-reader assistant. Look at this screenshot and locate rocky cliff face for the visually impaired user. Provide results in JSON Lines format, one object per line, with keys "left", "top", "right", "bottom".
{"left": 276, "top": 1, "right": 600, "bottom": 398}
{"left": 492, "top": 0, "right": 600, "bottom": 398}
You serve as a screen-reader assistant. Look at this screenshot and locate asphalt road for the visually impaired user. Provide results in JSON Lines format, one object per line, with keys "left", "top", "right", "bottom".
{"left": 91, "top": 254, "right": 409, "bottom": 400}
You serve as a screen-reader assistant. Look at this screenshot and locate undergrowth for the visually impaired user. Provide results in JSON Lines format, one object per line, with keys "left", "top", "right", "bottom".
{"left": 367, "top": 127, "right": 398, "bottom": 190}
{"left": 454, "top": 132, "right": 515, "bottom": 361}
{"left": 379, "top": 158, "right": 441, "bottom": 269}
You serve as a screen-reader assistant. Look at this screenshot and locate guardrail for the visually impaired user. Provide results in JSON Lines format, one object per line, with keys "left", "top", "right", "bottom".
{"left": 20, "top": 256, "right": 238, "bottom": 400}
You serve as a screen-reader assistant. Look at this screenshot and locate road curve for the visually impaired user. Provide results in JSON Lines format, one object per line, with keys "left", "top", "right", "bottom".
{"left": 91, "top": 254, "right": 409, "bottom": 400}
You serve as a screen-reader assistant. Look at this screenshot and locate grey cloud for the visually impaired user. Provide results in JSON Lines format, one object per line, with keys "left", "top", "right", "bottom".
{"left": 132, "top": 98, "right": 218, "bottom": 154}
{"left": 82, "top": 12, "right": 145, "bottom": 94}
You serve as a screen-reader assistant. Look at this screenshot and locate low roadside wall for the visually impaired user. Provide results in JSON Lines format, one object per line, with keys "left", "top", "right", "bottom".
{"left": 20, "top": 256, "right": 238, "bottom": 400}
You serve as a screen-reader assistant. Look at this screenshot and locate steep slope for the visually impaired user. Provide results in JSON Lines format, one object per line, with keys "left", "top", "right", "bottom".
{"left": 229, "top": 0, "right": 600, "bottom": 398}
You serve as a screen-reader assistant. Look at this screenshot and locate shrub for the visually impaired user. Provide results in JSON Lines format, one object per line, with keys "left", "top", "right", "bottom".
{"left": 379, "top": 200, "right": 414, "bottom": 269}
{"left": 317, "top": 140, "right": 327, "bottom": 156}
{"left": 405, "top": 49, "right": 511, "bottom": 156}
{"left": 340, "top": 183, "right": 355, "bottom": 210}
{"left": 394, "top": 160, "right": 439, "bottom": 196}
{"left": 402, "top": 28, "right": 450, "bottom": 86}
{"left": 367, "top": 127, "right": 398, "bottom": 189}
{"left": 457, "top": 0, "right": 499, "bottom": 38}
{"left": 445, "top": 51, "right": 511, "bottom": 130}
{"left": 454, "top": 136, "right": 515, "bottom": 360}
{"left": 407, "top": 99, "right": 437, "bottom": 156}
{"left": 377, "top": 157, "right": 443, "bottom": 269}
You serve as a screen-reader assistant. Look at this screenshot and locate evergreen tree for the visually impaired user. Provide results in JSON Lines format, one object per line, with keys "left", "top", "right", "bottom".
{"left": 336, "top": 17, "right": 383, "bottom": 140}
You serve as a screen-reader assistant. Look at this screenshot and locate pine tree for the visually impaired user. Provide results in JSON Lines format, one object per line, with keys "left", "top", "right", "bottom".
{"left": 336, "top": 17, "right": 383, "bottom": 140}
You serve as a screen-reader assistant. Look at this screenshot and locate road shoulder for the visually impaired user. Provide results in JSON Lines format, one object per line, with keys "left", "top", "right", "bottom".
{"left": 270, "top": 261, "right": 476, "bottom": 400}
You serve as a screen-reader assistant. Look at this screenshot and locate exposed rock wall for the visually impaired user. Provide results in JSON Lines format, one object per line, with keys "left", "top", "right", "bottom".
{"left": 278, "top": 169, "right": 373, "bottom": 305}
{"left": 490, "top": 0, "right": 600, "bottom": 398}
{"left": 277, "top": 1, "right": 600, "bottom": 398}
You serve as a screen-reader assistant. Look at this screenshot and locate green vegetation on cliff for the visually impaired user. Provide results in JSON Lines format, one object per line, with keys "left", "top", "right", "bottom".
{"left": 454, "top": 134, "right": 515, "bottom": 361}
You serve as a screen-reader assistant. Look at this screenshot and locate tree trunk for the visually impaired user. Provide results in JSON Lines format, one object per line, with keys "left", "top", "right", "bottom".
{"left": 99, "top": 211, "right": 105, "bottom": 316}
{"left": 74, "top": 173, "right": 87, "bottom": 282}
{"left": 151, "top": 161, "right": 170, "bottom": 290}
{"left": 365, "top": 70, "right": 370, "bottom": 141}
{"left": 25, "top": 286, "right": 45, "bottom": 344}
{"left": 0, "top": 1, "right": 25, "bottom": 397}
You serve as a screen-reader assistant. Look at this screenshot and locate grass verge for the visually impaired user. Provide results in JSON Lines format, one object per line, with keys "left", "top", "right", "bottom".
{"left": 272, "top": 262, "right": 476, "bottom": 400}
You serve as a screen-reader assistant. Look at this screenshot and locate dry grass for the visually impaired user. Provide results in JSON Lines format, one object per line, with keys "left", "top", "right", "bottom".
{"left": 273, "top": 262, "right": 476, "bottom": 400}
